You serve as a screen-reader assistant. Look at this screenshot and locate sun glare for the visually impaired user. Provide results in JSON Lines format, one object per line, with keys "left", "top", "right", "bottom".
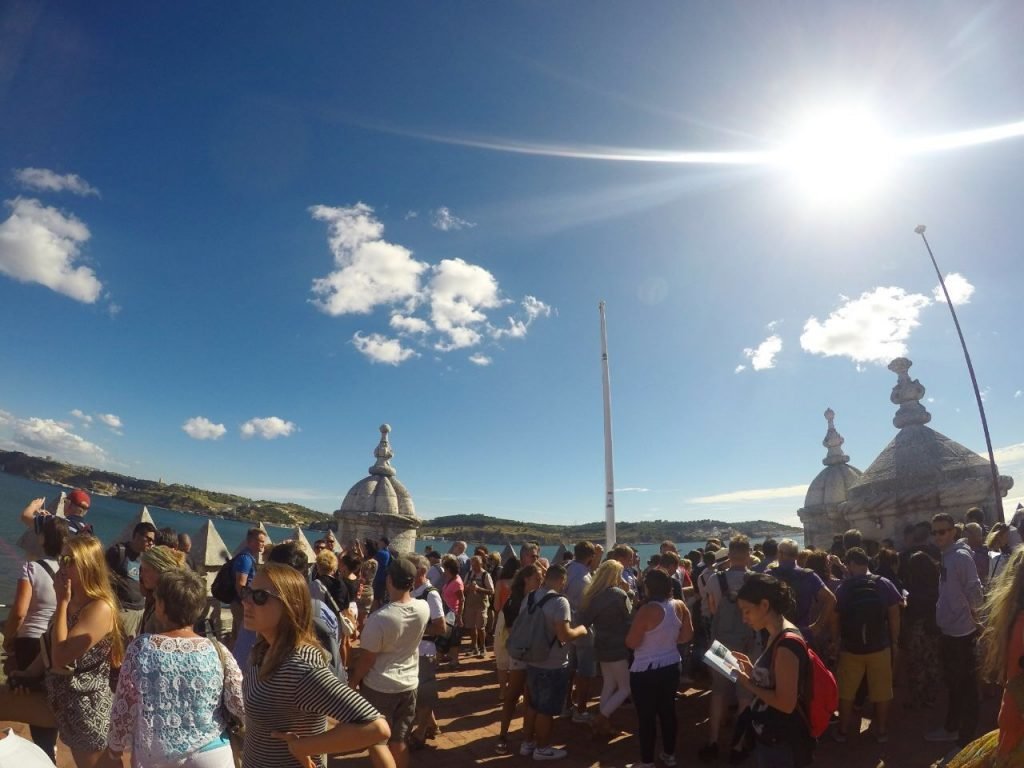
{"left": 777, "top": 106, "right": 896, "bottom": 206}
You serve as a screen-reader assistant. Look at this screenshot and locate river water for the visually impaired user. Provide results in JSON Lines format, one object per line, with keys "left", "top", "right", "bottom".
{"left": 0, "top": 471, "right": 800, "bottom": 606}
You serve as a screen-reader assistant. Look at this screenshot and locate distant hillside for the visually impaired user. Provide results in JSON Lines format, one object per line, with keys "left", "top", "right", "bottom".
{"left": 0, "top": 451, "right": 331, "bottom": 527}
{"left": 419, "top": 513, "right": 801, "bottom": 545}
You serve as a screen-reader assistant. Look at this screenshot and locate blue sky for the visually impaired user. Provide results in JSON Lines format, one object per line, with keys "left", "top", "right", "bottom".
{"left": 1, "top": 2, "right": 1022, "bottom": 527}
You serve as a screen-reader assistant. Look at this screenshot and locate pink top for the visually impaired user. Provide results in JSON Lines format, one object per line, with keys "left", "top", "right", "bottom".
{"left": 443, "top": 576, "right": 464, "bottom": 615}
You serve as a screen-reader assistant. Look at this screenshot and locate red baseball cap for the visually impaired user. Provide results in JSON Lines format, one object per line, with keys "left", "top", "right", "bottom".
{"left": 67, "top": 489, "right": 91, "bottom": 510}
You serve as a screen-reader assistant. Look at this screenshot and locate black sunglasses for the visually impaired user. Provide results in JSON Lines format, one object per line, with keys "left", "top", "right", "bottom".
{"left": 240, "top": 586, "right": 281, "bottom": 606}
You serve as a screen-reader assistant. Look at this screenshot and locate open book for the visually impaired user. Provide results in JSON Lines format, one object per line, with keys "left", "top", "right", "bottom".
{"left": 702, "top": 640, "right": 741, "bottom": 682}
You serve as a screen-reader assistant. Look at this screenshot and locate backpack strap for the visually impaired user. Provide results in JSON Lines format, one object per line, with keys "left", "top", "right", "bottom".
{"left": 34, "top": 559, "right": 57, "bottom": 581}
{"left": 774, "top": 629, "right": 813, "bottom": 729}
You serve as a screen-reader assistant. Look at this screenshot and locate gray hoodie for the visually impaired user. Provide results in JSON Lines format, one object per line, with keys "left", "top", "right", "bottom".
{"left": 936, "top": 540, "right": 983, "bottom": 637}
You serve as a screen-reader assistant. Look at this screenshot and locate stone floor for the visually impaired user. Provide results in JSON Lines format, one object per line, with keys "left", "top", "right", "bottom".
{"left": 3, "top": 650, "right": 999, "bottom": 767}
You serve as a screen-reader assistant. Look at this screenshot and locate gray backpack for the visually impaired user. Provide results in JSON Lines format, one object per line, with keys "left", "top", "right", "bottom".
{"left": 711, "top": 570, "right": 754, "bottom": 645}
{"left": 506, "top": 592, "right": 564, "bottom": 663}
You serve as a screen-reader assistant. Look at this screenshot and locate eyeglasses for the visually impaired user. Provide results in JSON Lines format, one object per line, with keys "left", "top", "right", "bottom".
{"left": 931, "top": 528, "right": 953, "bottom": 536}
{"left": 240, "top": 586, "right": 281, "bottom": 606}
{"left": 58, "top": 555, "right": 75, "bottom": 567}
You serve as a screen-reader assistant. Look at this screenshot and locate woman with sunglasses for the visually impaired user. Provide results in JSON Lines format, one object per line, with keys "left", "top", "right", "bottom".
{"left": 107, "top": 568, "right": 243, "bottom": 767}
{"left": 13, "top": 535, "right": 124, "bottom": 768}
{"left": 241, "top": 563, "right": 393, "bottom": 768}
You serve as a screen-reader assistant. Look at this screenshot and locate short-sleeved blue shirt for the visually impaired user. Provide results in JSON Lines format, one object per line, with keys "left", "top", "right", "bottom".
{"left": 233, "top": 551, "right": 257, "bottom": 588}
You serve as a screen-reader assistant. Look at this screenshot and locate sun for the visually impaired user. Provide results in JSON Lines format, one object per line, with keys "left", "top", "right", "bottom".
{"left": 777, "top": 106, "right": 897, "bottom": 206}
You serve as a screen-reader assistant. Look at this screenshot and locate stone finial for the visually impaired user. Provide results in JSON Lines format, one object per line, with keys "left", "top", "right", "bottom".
{"left": 369, "top": 424, "right": 397, "bottom": 477}
{"left": 888, "top": 357, "right": 932, "bottom": 429}
{"left": 822, "top": 408, "right": 851, "bottom": 466}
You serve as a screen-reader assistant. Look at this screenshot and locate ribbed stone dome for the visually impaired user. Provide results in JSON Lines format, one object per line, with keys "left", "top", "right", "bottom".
{"left": 338, "top": 424, "right": 419, "bottom": 521}
{"left": 846, "top": 358, "right": 1012, "bottom": 506}
{"left": 798, "top": 408, "right": 861, "bottom": 548}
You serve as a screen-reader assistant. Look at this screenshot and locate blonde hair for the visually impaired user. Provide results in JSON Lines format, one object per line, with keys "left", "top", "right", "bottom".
{"left": 581, "top": 559, "right": 624, "bottom": 613}
{"left": 251, "top": 563, "right": 326, "bottom": 680}
{"left": 64, "top": 535, "right": 125, "bottom": 666}
{"left": 316, "top": 549, "right": 338, "bottom": 577}
{"left": 981, "top": 548, "right": 1024, "bottom": 683}
{"left": 141, "top": 544, "right": 186, "bottom": 575}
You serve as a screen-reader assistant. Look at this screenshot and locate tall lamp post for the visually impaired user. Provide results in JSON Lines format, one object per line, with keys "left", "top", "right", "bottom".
{"left": 914, "top": 225, "right": 1005, "bottom": 523}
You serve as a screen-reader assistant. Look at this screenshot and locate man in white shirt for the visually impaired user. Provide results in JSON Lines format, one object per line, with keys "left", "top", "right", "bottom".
{"left": 350, "top": 556, "right": 430, "bottom": 768}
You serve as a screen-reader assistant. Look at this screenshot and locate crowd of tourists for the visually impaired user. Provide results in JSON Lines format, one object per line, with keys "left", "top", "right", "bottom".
{"left": 3, "top": 491, "right": 1024, "bottom": 768}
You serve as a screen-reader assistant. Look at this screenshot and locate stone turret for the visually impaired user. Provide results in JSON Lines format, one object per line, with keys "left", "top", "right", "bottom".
{"left": 334, "top": 425, "right": 421, "bottom": 553}
{"left": 838, "top": 358, "right": 1014, "bottom": 540}
{"left": 798, "top": 409, "right": 862, "bottom": 548}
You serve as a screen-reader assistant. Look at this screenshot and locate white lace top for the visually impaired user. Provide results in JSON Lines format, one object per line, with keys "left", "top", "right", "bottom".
{"left": 108, "top": 634, "right": 244, "bottom": 766}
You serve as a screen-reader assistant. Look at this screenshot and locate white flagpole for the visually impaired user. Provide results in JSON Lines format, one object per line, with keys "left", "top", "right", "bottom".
{"left": 599, "top": 301, "right": 616, "bottom": 548}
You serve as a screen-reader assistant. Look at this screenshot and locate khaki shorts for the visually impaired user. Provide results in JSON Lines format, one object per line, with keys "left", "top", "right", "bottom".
{"left": 837, "top": 648, "right": 893, "bottom": 703}
{"left": 360, "top": 685, "right": 417, "bottom": 743}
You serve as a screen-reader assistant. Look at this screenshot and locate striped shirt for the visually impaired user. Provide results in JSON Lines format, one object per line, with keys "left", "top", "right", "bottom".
{"left": 243, "top": 644, "right": 381, "bottom": 768}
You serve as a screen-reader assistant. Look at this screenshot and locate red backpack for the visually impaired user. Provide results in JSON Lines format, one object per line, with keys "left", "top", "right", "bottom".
{"left": 778, "top": 629, "right": 838, "bottom": 739}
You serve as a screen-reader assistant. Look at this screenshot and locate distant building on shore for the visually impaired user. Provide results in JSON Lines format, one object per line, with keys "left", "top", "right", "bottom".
{"left": 334, "top": 424, "right": 421, "bottom": 553}
{"left": 799, "top": 357, "right": 1014, "bottom": 548}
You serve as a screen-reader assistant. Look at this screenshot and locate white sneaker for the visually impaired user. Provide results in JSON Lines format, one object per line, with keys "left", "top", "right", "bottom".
{"left": 572, "top": 710, "right": 593, "bottom": 724}
{"left": 520, "top": 741, "right": 536, "bottom": 755}
{"left": 533, "top": 747, "right": 568, "bottom": 761}
{"left": 924, "top": 728, "right": 959, "bottom": 743}
{"left": 660, "top": 753, "right": 677, "bottom": 767}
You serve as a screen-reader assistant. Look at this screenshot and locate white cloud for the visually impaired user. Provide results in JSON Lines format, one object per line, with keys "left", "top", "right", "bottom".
{"left": 490, "top": 295, "right": 552, "bottom": 340}
{"left": 689, "top": 484, "right": 809, "bottom": 504}
{"left": 0, "top": 197, "right": 103, "bottom": 303}
{"left": 352, "top": 332, "right": 418, "bottom": 365}
{"left": 97, "top": 413, "right": 122, "bottom": 431}
{"left": 182, "top": 417, "right": 227, "bottom": 440}
{"left": 389, "top": 313, "right": 431, "bottom": 335}
{"left": 743, "top": 334, "right": 783, "bottom": 371}
{"left": 734, "top": 365, "right": 747, "bottom": 374}
{"left": 310, "top": 204, "right": 550, "bottom": 363}
{"left": 2, "top": 414, "right": 107, "bottom": 465}
{"left": 70, "top": 409, "right": 93, "bottom": 425}
{"left": 404, "top": 210, "right": 419, "bottom": 220}
{"left": 933, "top": 272, "right": 975, "bottom": 306}
{"left": 429, "top": 258, "right": 503, "bottom": 350}
{"left": 468, "top": 353, "right": 492, "bottom": 366}
{"left": 994, "top": 443, "right": 1024, "bottom": 469}
{"left": 1016, "top": 390, "right": 1022, "bottom": 399}
{"left": 616, "top": 487, "right": 650, "bottom": 493}
{"left": 309, "top": 203, "right": 427, "bottom": 316}
{"left": 14, "top": 168, "right": 99, "bottom": 197}
{"left": 800, "top": 286, "right": 932, "bottom": 365}
{"left": 240, "top": 417, "right": 297, "bottom": 440}
{"left": 431, "top": 206, "right": 475, "bottom": 231}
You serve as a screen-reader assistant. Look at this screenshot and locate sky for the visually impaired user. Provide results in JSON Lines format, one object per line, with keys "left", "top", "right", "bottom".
{"left": 1, "top": 2, "right": 1023, "bottom": 528}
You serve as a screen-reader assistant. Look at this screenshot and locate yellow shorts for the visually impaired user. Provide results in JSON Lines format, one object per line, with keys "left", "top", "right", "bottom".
{"left": 837, "top": 648, "right": 893, "bottom": 703}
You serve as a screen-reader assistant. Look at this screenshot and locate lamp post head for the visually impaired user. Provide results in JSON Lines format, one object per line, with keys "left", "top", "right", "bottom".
{"left": 914, "top": 224, "right": 927, "bottom": 235}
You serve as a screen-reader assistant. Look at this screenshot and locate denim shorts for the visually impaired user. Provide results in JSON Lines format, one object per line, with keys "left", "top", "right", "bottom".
{"left": 569, "top": 631, "right": 597, "bottom": 678}
{"left": 526, "top": 666, "right": 571, "bottom": 717}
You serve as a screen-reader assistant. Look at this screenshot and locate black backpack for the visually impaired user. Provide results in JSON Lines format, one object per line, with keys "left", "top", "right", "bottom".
{"left": 838, "top": 575, "right": 888, "bottom": 653}
{"left": 211, "top": 556, "right": 240, "bottom": 604}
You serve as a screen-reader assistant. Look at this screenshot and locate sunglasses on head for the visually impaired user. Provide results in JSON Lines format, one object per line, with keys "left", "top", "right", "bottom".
{"left": 240, "top": 586, "right": 281, "bottom": 606}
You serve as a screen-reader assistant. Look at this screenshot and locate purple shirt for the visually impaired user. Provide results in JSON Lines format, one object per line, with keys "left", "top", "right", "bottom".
{"left": 768, "top": 561, "right": 827, "bottom": 632}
